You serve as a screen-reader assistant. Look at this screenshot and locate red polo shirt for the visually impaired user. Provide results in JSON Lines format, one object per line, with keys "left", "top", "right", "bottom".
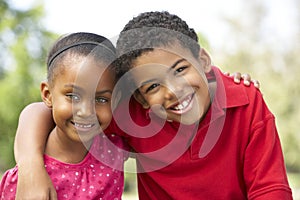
{"left": 111, "top": 66, "right": 292, "bottom": 199}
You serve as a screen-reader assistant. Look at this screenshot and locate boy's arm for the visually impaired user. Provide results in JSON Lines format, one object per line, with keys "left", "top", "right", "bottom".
{"left": 14, "top": 102, "right": 57, "bottom": 200}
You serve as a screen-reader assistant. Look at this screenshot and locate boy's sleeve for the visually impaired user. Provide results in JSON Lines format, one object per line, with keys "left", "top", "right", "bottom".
{"left": 243, "top": 110, "right": 293, "bottom": 199}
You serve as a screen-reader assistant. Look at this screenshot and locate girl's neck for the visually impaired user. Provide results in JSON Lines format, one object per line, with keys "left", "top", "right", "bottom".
{"left": 45, "top": 127, "right": 93, "bottom": 164}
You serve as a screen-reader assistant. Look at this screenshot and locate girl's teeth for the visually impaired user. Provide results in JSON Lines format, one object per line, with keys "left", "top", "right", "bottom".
{"left": 75, "top": 123, "right": 92, "bottom": 128}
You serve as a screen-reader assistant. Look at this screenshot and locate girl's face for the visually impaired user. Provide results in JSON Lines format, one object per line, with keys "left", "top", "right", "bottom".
{"left": 41, "top": 56, "right": 115, "bottom": 144}
{"left": 131, "top": 47, "right": 212, "bottom": 125}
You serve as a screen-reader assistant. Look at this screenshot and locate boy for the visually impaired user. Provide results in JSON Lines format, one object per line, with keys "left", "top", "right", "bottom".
{"left": 110, "top": 11, "right": 292, "bottom": 199}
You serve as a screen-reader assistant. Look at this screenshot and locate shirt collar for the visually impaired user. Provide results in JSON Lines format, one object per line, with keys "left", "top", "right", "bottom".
{"left": 210, "top": 66, "right": 249, "bottom": 110}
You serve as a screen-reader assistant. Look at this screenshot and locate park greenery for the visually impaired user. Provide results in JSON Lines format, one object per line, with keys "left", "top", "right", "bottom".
{"left": 0, "top": 0, "right": 299, "bottom": 189}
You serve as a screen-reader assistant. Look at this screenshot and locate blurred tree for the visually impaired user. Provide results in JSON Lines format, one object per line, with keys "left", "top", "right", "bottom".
{"left": 211, "top": 0, "right": 300, "bottom": 172}
{"left": 0, "top": 0, "right": 57, "bottom": 170}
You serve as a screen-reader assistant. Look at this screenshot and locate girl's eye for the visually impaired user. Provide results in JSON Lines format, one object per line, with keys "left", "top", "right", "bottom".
{"left": 175, "top": 65, "right": 188, "bottom": 75}
{"left": 95, "top": 97, "right": 109, "bottom": 104}
{"left": 146, "top": 83, "right": 160, "bottom": 93}
{"left": 66, "top": 93, "right": 80, "bottom": 101}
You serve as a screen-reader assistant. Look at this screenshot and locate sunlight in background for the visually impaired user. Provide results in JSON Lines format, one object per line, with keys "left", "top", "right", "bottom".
{"left": 10, "top": 0, "right": 298, "bottom": 49}
{"left": 5, "top": 1, "right": 300, "bottom": 199}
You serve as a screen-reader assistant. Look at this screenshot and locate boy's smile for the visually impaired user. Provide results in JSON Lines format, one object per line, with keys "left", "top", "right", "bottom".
{"left": 130, "top": 47, "right": 212, "bottom": 125}
{"left": 168, "top": 93, "right": 194, "bottom": 114}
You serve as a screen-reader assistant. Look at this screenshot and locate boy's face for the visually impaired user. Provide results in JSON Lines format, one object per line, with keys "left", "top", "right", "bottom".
{"left": 131, "top": 46, "right": 212, "bottom": 125}
{"left": 41, "top": 56, "right": 115, "bottom": 144}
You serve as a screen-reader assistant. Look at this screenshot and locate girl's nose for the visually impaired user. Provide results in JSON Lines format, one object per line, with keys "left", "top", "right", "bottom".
{"left": 75, "top": 100, "right": 95, "bottom": 118}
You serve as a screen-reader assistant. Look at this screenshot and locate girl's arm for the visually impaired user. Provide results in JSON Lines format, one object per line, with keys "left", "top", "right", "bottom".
{"left": 14, "top": 102, "right": 57, "bottom": 200}
{"left": 224, "top": 72, "right": 260, "bottom": 88}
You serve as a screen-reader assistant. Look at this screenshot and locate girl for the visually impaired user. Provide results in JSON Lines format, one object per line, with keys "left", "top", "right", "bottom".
{"left": 0, "top": 32, "right": 127, "bottom": 200}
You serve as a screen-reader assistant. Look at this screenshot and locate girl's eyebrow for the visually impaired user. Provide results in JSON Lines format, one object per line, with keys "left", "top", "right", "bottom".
{"left": 64, "top": 84, "right": 112, "bottom": 94}
{"left": 64, "top": 84, "right": 83, "bottom": 91}
{"left": 95, "top": 90, "right": 112, "bottom": 95}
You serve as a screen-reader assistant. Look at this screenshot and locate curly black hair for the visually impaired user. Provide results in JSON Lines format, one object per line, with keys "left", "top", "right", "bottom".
{"left": 115, "top": 11, "right": 201, "bottom": 79}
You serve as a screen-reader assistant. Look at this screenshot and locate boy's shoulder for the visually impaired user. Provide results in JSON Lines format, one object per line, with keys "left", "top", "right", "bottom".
{"left": 212, "top": 66, "right": 264, "bottom": 109}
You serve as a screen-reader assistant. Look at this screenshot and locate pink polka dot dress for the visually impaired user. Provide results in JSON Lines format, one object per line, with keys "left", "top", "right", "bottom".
{"left": 0, "top": 133, "right": 128, "bottom": 200}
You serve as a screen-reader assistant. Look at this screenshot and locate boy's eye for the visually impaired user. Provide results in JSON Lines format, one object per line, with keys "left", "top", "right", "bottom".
{"left": 175, "top": 66, "right": 188, "bottom": 75}
{"left": 95, "top": 97, "right": 109, "bottom": 104}
{"left": 66, "top": 93, "right": 80, "bottom": 101}
{"left": 146, "top": 83, "right": 160, "bottom": 93}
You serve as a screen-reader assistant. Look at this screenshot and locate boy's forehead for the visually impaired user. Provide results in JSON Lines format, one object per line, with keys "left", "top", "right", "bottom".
{"left": 135, "top": 46, "right": 195, "bottom": 65}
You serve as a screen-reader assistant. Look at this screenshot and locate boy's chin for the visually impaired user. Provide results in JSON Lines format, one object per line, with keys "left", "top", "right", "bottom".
{"left": 165, "top": 114, "right": 201, "bottom": 125}
{"left": 177, "top": 117, "right": 200, "bottom": 125}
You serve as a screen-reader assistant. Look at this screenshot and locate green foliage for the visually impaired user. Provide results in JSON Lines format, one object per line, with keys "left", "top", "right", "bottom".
{"left": 0, "top": 0, "right": 299, "bottom": 179}
{"left": 211, "top": 0, "right": 300, "bottom": 172}
{"left": 0, "top": 0, "right": 57, "bottom": 169}
{"left": 197, "top": 32, "right": 210, "bottom": 51}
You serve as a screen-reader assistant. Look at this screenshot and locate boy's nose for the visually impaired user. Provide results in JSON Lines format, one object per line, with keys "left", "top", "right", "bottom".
{"left": 164, "top": 80, "right": 184, "bottom": 100}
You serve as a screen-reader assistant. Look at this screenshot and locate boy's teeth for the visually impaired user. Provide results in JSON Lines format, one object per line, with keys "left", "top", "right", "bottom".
{"left": 173, "top": 96, "right": 191, "bottom": 110}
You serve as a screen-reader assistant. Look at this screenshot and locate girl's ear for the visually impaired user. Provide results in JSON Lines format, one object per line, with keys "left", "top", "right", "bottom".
{"left": 40, "top": 81, "right": 53, "bottom": 108}
{"left": 198, "top": 48, "right": 212, "bottom": 73}
{"left": 133, "top": 90, "right": 150, "bottom": 109}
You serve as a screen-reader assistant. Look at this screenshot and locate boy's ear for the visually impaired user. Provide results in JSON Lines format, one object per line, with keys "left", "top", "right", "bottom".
{"left": 198, "top": 48, "right": 212, "bottom": 73}
{"left": 133, "top": 90, "right": 150, "bottom": 109}
{"left": 40, "top": 81, "right": 53, "bottom": 108}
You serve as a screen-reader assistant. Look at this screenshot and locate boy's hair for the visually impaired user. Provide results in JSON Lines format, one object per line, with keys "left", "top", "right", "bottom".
{"left": 47, "top": 32, "right": 116, "bottom": 83}
{"left": 115, "top": 11, "right": 200, "bottom": 79}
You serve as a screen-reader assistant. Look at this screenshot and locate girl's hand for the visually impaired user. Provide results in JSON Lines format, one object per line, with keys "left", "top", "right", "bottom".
{"left": 16, "top": 158, "right": 57, "bottom": 200}
{"left": 224, "top": 72, "right": 260, "bottom": 88}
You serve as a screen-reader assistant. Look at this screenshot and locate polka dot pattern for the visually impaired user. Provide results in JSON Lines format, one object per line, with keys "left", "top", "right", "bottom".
{"left": 0, "top": 134, "right": 128, "bottom": 200}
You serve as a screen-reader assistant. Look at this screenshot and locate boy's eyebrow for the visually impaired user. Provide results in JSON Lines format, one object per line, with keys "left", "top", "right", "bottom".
{"left": 139, "top": 59, "right": 187, "bottom": 87}
{"left": 170, "top": 58, "right": 186, "bottom": 69}
{"left": 140, "top": 79, "right": 157, "bottom": 88}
